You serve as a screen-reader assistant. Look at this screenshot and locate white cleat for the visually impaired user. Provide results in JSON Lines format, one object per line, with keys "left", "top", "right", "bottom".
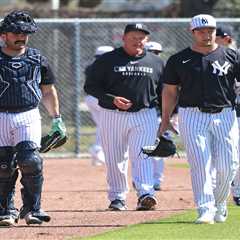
{"left": 0, "top": 216, "right": 17, "bottom": 227}
{"left": 214, "top": 207, "right": 227, "bottom": 223}
{"left": 195, "top": 213, "right": 214, "bottom": 224}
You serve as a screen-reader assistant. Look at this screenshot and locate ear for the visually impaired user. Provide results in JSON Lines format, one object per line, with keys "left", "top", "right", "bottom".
{"left": 0, "top": 33, "right": 6, "bottom": 41}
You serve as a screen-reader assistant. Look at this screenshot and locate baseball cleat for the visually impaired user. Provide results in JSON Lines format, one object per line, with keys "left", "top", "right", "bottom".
{"left": 136, "top": 194, "right": 157, "bottom": 211}
{"left": 215, "top": 206, "right": 228, "bottom": 223}
{"left": 233, "top": 196, "right": 240, "bottom": 206}
{"left": 195, "top": 213, "right": 214, "bottom": 224}
{"left": 24, "top": 212, "right": 43, "bottom": 225}
{"left": 20, "top": 208, "right": 51, "bottom": 225}
{"left": 153, "top": 183, "right": 161, "bottom": 191}
{"left": 0, "top": 209, "right": 19, "bottom": 227}
{"left": 108, "top": 199, "right": 127, "bottom": 211}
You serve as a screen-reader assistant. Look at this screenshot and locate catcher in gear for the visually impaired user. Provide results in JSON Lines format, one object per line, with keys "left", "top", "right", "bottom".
{"left": 0, "top": 10, "right": 67, "bottom": 227}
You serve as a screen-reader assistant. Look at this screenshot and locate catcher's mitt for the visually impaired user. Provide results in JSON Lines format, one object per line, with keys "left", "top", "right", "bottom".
{"left": 141, "top": 135, "right": 176, "bottom": 157}
{"left": 39, "top": 131, "right": 67, "bottom": 153}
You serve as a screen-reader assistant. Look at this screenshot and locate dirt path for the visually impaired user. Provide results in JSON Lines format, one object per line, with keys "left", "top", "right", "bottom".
{"left": 0, "top": 157, "right": 194, "bottom": 240}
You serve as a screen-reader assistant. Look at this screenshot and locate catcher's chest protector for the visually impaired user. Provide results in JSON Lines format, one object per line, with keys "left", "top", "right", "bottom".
{"left": 0, "top": 48, "right": 42, "bottom": 108}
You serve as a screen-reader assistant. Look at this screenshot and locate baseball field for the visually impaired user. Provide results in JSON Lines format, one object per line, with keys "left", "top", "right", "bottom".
{"left": 0, "top": 157, "right": 237, "bottom": 240}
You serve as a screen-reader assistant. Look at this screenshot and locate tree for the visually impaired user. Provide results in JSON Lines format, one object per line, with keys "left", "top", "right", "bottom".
{"left": 78, "top": 0, "right": 102, "bottom": 8}
{"left": 179, "top": 0, "right": 219, "bottom": 17}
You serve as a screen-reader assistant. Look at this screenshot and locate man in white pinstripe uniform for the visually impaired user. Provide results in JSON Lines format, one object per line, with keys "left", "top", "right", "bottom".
{"left": 84, "top": 23, "right": 164, "bottom": 211}
{"left": 158, "top": 14, "right": 240, "bottom": 224}
{"left": 0, "top": 10, "right": 66, "bottom": 226}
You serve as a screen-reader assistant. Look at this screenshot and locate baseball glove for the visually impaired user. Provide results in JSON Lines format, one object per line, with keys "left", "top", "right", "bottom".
{"left": 39, "top": 131, "right": 67, "bottom": 153}
{"left": 141, "top": 135, "right": 176, "bottom": 157}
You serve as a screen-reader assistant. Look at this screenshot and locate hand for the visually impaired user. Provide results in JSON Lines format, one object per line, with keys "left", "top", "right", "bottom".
{"left": 169, "top": 114, "right": 179, "bottom": 135}
{"left": 234, "top": 80, "right": 240, "bottom": 95}
{"left": 113, "top": 96, "right": 132, "bottom": 110}
{"left": 157, "top": 121, "right": 169, "bottom": 138}
{"left": 50, "top": 117, "right": 66, "bottom": 138}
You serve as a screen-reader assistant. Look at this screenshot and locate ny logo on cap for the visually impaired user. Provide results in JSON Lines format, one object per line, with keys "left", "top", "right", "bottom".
{"left": 136, "top": 24, "right": 143, "bottom": 29}
{"left": 201, "top": 18, "right": 208, "bottom": 25}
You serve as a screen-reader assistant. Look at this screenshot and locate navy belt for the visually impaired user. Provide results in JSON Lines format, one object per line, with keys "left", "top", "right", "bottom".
{"left": 0, "top": 106, "right": 35, "bottom": 113}
{"left": 198, "top": 107, "right": 223, "bottom": 114}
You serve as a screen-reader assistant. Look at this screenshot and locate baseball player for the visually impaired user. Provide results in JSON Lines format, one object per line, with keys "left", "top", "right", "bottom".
{"left": 84, "top": 45, "right": 114, "bottom": 166}
{"left": 158, "top": 14, "right": 240, "bottom": 224}
{"left": 84, "top": 23, "right": 164, "bottom": 211}
{"left": 0, "top": 10, "right": 66, "bottom": 226}
{"left": 215, "top": 25, "right": 240, "bottom": 206}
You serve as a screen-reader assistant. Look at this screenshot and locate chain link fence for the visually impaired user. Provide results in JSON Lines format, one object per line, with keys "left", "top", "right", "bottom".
{"left": 29, "top": 18, "right": 240, "bottom": 157}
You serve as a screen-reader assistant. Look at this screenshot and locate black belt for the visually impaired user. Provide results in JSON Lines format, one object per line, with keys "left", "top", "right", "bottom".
{"left": 0, "top": 106, "right": 35, "bottom": 113}
{"left": 198, "top": 107, "right": 223, "bottom": 114}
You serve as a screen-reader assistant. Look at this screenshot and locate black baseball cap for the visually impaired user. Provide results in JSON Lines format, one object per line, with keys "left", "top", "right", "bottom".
{"left": 124, "top": 23, "right": 150, "bottom": 35}
{"left": 216, "top": 25, "right": 233, "bottom": 38}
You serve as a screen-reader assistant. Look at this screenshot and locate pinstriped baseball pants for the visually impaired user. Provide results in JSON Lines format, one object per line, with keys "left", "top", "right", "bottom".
{"left": 178, "top": 107, "right": 239, "bottom": 215}
{"left": 0, "top": 108, "right": 41, "bottom": 147}
{"left": 231, "top": 117, "right": 240, "bottom": 197}
{"left": 99, "top": 108, "right": 158, "bottom": 201}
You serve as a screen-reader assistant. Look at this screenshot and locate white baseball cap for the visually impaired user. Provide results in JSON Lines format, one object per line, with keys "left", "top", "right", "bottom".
{"left": 145, "top": 41, "right": 163, "bottom": 52}
{"left": 95, "top": 45, "right": 114, "bottom": 56}
{"left": 190, "top": 14, "right": 216, "bottom": 30}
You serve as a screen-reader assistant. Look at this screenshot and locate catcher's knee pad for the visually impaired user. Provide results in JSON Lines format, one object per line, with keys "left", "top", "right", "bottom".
{"left": 16, "top": 141, "right": 43, "bottom": 176}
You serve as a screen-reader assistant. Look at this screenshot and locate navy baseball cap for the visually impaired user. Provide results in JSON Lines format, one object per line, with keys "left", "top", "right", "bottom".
{"left": 124, "top": 23, "right": 150, "bottom": 35}
{"left": 216, "top": 25, "right": 233, "bottom": 38}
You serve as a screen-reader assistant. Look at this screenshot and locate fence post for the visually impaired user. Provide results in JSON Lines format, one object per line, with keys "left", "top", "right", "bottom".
{"left": 74, "top": 20, "right": 81, "bottom": 156}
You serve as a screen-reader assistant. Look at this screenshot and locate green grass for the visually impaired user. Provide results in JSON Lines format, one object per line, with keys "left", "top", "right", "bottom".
{"left": 76, "top": 205, "right": 240, "bottom": 240}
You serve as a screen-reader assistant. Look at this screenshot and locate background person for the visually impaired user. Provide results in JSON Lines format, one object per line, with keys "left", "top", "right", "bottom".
{"left": 144, "top": 41, "right": 179, "bottom": 191}
{"left": 84, "top": 45, "right": 114, "bottom": 166}
{"left": 145, "top": 41, "right": 165, "bottom": 191}
{"left": 215, "top": 25, "right": 237, "bottom": 50}
{"left": 84, "top": 23, "right": 164, "bottom": 211}
{"left": 215, "top": 24, "right": 240, "bottom": 206}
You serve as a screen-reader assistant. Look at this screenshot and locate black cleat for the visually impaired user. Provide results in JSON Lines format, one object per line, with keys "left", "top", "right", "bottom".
{"left": 20, "top": 208, "right": 51, "bottom": 225}
{"left": 233, "top": 196, "right": 240, "bottom": 206}
{"left": 108, "top": 199, "right": 127, "bottom": 211}
{"left": 136, "top": 194, "right": 157, "bottom": 211}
